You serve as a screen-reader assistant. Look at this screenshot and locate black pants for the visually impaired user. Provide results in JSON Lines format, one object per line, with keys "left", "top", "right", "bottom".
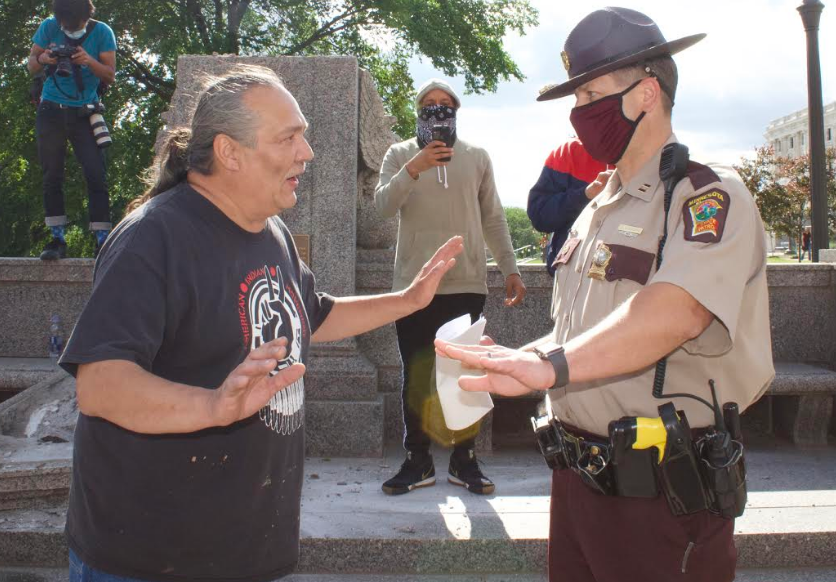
{"left": 395, "top": 292, "right": 486, "bottom": 456}
{"left": 36, "top": 101, "right": 111, "bottom": 230}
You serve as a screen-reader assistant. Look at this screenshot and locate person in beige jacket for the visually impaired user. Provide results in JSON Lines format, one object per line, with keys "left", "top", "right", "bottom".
{"left": 375, "top": 78, "right": 526, "bottom": 496}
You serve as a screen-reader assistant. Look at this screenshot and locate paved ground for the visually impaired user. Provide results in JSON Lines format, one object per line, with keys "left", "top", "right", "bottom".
{"left": 298, "top": 443, "right": 836, "bottom": 541}
{"left": 1, "top": 442, "right": 835, "bottom": 578}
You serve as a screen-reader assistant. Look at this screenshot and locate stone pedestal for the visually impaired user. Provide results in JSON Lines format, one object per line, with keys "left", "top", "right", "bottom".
{"left": 0, "top": 259, "right": 93, "bottom": 359}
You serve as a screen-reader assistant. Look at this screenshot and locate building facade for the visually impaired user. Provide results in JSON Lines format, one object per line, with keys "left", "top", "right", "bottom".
{"left": 765, "top": 100, "right": 836, "bottom": 158}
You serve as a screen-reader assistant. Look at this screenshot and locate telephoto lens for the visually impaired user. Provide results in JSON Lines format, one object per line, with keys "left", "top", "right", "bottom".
{"left": 89, "top": 111, "right": 112, "bottom": 148}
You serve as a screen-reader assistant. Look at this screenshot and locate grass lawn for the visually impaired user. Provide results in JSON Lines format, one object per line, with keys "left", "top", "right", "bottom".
{"left": 767, "top": 255, "right": 811, "bottom": 263}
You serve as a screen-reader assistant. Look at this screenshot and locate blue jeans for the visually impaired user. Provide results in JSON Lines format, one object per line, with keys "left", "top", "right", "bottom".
{"left": 69, "top": 549, "right": 150, "bottom": 582}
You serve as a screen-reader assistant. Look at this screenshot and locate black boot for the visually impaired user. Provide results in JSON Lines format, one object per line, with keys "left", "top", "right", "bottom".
{"left": 39, "top": 237, "right": 67, "bottom": 261}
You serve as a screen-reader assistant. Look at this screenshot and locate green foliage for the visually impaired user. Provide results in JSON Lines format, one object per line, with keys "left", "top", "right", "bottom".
{"left": 735, "top": 146, "right": 836, "bottom": 248}
{"left": 504, "top": 206, "right": 539, "bottom": 258}
{"left": 64, "top": 224, "right": 96, "bottom": 258}
{"left": 0, "top": 0, "right": 537, "bottom": 256}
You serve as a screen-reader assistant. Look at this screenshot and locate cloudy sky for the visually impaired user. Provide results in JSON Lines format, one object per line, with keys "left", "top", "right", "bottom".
{"left": 408, "top": 0, "right": 836, "bottom": 209}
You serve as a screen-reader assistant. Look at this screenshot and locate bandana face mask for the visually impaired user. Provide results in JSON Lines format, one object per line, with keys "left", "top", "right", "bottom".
{"left": 569, "top": 79, "right": 646, "bottom": 165}
{"left": 416, "top": 104, "right": 457, "bottom": 149}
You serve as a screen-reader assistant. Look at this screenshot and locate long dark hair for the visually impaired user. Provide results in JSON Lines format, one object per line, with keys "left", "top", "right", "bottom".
{"left": 129, "top": 65, "right": 285, "bottom": 214}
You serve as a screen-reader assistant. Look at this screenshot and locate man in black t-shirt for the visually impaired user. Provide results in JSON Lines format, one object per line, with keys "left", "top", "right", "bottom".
{"left": 59, "top": 65, "right": 463, "bottom": 582}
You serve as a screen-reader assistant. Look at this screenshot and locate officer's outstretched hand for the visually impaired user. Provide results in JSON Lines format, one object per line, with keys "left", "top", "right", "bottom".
{"left": 210, "top": 338, "right": 306, "bottom": 427}
{"left": 434, "top": 339, "right": 556, "bottom": 397}
{"left": 402, "top": 236, "right": 464, "bottom": 310}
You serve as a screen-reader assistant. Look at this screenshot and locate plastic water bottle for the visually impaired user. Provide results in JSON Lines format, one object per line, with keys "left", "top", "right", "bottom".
{"left": 48, "top": 314, "right": 63, "bottom": 363}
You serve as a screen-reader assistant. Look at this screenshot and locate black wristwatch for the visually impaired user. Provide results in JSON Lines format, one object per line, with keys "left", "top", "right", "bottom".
{"left": 533, "top": 341, "right": 569, "bottom": 389}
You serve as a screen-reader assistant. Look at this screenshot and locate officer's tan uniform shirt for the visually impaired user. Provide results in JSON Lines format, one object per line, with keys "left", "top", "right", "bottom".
{"left": 549, "top": 135, "right": 775, "bottom": 436}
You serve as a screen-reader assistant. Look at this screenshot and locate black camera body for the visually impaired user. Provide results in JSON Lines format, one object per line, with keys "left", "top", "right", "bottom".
{"left": 50, "top": 45, "right": 78, "bottom": 78}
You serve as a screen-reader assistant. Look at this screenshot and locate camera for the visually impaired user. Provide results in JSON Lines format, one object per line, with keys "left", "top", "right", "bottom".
{"left": 50, "top": 45, "right": 77, "bottom": 78}
{"left": 81, "top": 102, "right": 112, "bottom": 148}
{"left": 431, "top": 124, "right": 453, "bottom": 162}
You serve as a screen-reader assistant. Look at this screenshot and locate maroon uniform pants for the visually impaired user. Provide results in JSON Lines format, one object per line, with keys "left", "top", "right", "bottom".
{"left": 548, "top": 468, "right": 736, "bottom": 582}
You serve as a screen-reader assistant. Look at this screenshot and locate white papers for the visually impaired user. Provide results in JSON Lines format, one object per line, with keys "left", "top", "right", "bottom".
{"left": 435, "top": 314, "right": 494, "bottom": 430}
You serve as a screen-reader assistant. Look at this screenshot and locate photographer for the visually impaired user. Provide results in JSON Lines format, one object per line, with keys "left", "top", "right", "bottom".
{"left": 28, "top": 0, "right": 116, "bottom": 260}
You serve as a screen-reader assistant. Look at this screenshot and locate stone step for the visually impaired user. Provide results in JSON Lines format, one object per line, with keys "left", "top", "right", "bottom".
{"left": 305, "top": 352, "right": 379, "bottom": 401}
{"left": 769, "top": 363, "right": 836, "bottom": 446}
{"left": 0, "top": 360, "right": 58, "bottom": 393}
{"left": 1, "top": 447, "right": 834, "bottom": 572}
{"left": 0, "top": 258, "right": 93, "bottom": 360}
{"left": 305, "top": 398, "right": 383, "bottom": 457}
{"left": 4, "top": 565, "right": 836, "bottom": 581}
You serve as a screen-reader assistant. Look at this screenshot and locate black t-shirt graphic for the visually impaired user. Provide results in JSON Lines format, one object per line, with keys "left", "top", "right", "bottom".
{"left": 60, "top": 183, "right": 334, "bottom": 582}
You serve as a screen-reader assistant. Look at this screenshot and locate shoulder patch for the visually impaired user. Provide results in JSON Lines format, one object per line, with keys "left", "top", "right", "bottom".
{"left": 687, "top": 161, "right": 721, "bottom": 191}
{"left": 683, "top": 189, "right": 730, "bottom": 243}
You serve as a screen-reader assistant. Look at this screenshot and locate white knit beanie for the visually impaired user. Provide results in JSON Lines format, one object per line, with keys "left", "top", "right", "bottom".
{"left": 415, "top": 78, "right": 461, "bottom": 112}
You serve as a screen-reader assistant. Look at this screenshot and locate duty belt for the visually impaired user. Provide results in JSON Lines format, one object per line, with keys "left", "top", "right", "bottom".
{"left": 532, "top": 401, "right": 747, "bottom": 518}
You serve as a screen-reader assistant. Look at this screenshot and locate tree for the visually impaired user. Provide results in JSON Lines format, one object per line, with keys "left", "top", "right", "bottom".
{"left": 735, "top": 145, "right": 836, "bottom": 256}
{"left": 504, "top": 206, "right": 540, "bottom": 259}
{"left": 0, "top": 0, "right": 538, "bottom": 256}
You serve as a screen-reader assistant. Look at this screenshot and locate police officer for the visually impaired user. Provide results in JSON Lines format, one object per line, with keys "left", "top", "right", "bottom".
{"left": 435, "top": 7, "right": 774, "bottom": 582}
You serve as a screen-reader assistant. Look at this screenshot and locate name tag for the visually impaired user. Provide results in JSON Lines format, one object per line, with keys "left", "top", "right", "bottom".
{"left": 553, "top": 237, "right": 581, "bottom": 266}
{"left": 617, "top": 224, "right": 643, "bottom": 238}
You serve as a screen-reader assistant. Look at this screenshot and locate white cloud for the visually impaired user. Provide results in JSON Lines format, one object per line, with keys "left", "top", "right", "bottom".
{"left": 407, "top": 0, "right": 836, "bottom": 207}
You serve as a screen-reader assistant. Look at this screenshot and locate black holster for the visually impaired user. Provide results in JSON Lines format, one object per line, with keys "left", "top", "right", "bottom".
{"left": 697, "top": 403, "right": 747, "bottom": 518}
{"left": 656, "top": 404, "right": 711, "bottom": 515}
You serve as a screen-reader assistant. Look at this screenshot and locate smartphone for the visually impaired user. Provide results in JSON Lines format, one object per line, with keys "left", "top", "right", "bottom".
{"left": 431, "top": 124, "right": 453, "bottom": 162}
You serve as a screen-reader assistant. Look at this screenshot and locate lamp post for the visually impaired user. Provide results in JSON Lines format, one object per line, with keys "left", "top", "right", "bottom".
{"left": 798, "top": 0, "right": 829, "bottom": 261}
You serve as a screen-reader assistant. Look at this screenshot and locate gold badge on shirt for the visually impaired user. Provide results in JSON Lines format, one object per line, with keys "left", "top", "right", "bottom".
{"left": 587, "top": 242, "right": 612, "bottom": 280}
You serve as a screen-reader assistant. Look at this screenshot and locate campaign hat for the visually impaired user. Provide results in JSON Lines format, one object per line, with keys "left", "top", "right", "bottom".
{"left": 537, "top": 7, "right": 705, "bottom": 101}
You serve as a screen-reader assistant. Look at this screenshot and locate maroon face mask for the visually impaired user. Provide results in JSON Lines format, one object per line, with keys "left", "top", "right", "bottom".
{"left": 570, "top": 79, "right": 646, "bottom": 165}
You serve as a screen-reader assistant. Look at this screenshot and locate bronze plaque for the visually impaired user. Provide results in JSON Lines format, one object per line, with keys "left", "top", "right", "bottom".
{"left": 293, "top": 234, "right": 311, "bottom": 266}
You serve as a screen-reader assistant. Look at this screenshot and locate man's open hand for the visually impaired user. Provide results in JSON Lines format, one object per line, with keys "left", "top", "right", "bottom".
{"left": 210, "top": 338, "right": 306, "bottom": 426}
{"left": 402, "top": 236, "right": 464, "bottom": 311}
